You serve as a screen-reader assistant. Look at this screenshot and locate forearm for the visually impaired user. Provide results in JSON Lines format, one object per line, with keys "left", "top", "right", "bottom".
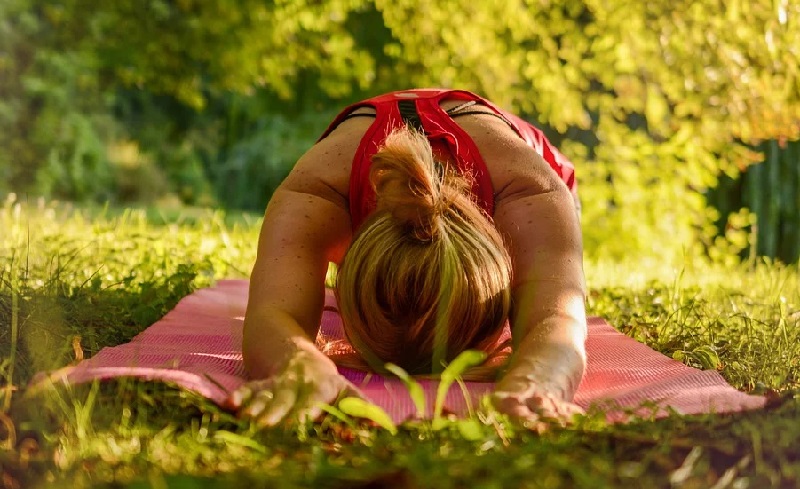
{"left": 503, "top": 312, "right": 587, "bottom": 400}
{"left": 494, "top": 187, "right": 588, "bottom": 401}
{"left": 242, "top": 185, "right": 350, "bottom": 381}
{"left": 242, "top": 305, "right": 335, "bottom": 380}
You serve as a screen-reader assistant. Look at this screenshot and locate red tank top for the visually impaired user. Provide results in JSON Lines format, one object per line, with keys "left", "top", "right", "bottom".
{"left": 317, "top": 89, "right": 577, "bottom": 231}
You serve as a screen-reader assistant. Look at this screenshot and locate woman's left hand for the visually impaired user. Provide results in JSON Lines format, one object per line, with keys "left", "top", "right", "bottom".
{"left": 492, "top": 373, "right": 584, "bottom": 429}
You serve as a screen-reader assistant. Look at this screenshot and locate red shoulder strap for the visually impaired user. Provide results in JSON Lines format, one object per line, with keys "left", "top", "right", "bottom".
{"left": 450, "top": 94, "right": 577, "bottom": 195}
{"left": 318, "top": 90, "right": 577, "bottom": 230}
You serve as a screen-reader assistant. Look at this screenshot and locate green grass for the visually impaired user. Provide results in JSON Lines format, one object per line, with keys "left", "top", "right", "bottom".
{"left": 1, "top": 196, "right": 799, "bottom": 488}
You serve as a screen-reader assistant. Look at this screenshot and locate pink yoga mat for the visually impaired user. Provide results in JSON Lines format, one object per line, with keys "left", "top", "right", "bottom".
{"left": 37, "top": 280, "right": 765, "bottom": 422}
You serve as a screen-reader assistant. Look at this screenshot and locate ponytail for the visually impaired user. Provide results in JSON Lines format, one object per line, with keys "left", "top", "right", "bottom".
{"left": 369, "top": 128, "right": 469, "bottom": 242}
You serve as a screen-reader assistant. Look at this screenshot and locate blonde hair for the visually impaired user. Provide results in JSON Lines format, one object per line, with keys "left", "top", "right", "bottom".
{"left": 333, "top": 126, "right": 513, "bottom": 378}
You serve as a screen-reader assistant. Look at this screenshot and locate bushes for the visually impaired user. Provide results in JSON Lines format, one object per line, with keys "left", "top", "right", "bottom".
{"left": 209, "top": 109, "right": 336, "bottom": 210}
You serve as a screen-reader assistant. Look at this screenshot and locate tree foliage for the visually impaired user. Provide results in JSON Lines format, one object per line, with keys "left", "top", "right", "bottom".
{"left": 1, "top": 0, "right": 117, "bottom": 200}
{"left": 44, "top": 0, "right": 374, "bottom": 107}
{"left": 2, "top": 0, "right": 799, "bottom": 261}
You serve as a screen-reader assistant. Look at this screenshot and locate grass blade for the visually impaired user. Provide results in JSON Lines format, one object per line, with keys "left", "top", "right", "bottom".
{"left": 338, "top": 397, "right": 397, "bottom": 435}
{"left": 385, "top": 363, "right": 427, "bottom": 418}
{"left": 433, "top": 350, "right": 487, "bottom": 421}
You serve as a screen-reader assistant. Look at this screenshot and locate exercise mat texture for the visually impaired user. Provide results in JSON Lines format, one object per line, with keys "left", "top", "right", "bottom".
{"left": 39, "top": 280, "right": 765, "bottom": 422}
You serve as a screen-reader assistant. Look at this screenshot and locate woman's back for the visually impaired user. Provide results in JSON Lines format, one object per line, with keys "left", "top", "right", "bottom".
{"left": 286, "top": 92, "right": 574, "bottom": 234}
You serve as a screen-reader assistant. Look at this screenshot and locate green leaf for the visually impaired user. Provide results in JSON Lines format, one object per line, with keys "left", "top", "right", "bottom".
{"left": 338, "top": 397, "right": 397, "bottom": 435}
{"left": 645, "top": 85, "right": 669, "bottom": 130}
{"left": 455, "top": 419, "right": 485, "bottom": 441}
{"left": 691, "top": 346, "right": 721, "bottom": 370}
{"left": 318, "top": 403, "right": 356, "bottom": 428}
{"left": 385, "top": 363, "right": 427, "bottom": 418}
{"left": 431, "top": 418, "right": 448, "bottom": 431}
{"left": 212, "top": 431, "right": 267, "bottom": 454}
{"left": 430, "top": 417, "right": 485, "bottom": 440}
{"left": 434, "top": 350, "right": 487, "bottom": 421}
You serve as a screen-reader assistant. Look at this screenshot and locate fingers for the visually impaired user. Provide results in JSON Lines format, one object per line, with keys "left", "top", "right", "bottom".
{"left": 492, "top": 396, "right": 549, "bottom": 432}
{"left": 523, "top": 395, "right": 584, "bottom": 419}
{"left": 240, "top": 389, "right": 273, "bottom": 418}
{"left": 558, "top": 402, "right": 585, "bottom": 417}
{"left": 235, "top": 376, "right": 357, "bottom": 427}
{"left": 258, "top": 387, "right": 298, "bottom": 426}
{"left": 492, "top": 391, "right": 584, "bottom": 430}
{"left": 239, "top": 386, "right": 302, "bottom": 427}
{"left": 224, "top": 383, "right": 258, "bottom": 410}
{"left": 492, "top": 394, "right": 535, "bottom": 420}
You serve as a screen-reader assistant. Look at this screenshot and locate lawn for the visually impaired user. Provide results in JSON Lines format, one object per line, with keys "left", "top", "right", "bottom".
{"left": 1, "top": 197, "right": 798, "bottom": 489}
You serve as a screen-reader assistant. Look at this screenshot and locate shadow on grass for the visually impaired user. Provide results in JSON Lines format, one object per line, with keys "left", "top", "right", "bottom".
{"left": 0, "top": 266, "right": 198, "bottom": 388}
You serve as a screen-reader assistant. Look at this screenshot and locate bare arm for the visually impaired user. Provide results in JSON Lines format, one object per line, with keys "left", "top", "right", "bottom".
{"left": 241, "top": 116, "right": 364, "bottom": 379}
{"left": 242, "top": 183, "right": 350, "bottom": 379}
{"left": 230, "top": 125, "right": 366, "bottom": 425}
{"left": 493, "top": 181, "right": 587, "bottom": 400}
{"left": 491, "top": 148, "right": 587, "bottom": 425}
{"left": 456, "top": 114, "right": 587, "bottom": 419}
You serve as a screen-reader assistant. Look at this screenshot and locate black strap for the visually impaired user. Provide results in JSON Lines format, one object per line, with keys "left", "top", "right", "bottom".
{"left": 445, "top": 100, "right": 477, "bottom": 115}
{"left": 398, "top": 100, "right": 424, "bottom": 132}
{"left": 449, "top": 110, "right": 508, "bottom": 121}
{"left": 339, "top": 112, "right": 376, "bottom": 122}
{"left": 449, "top": 109, "right": 518, "bottom": 132}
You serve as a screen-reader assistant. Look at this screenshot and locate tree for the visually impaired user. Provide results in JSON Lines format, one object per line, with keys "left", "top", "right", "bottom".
{"left": 5, "top": 0, "right": 799, "bottom": 261}
{"left": 0, "top": 0, "right": 117, "bottom": 201}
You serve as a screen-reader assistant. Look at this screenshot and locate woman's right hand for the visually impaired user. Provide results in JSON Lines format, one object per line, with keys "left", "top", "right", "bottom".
{"left": 225, "top": 350, "right": 362, "bottom": 427}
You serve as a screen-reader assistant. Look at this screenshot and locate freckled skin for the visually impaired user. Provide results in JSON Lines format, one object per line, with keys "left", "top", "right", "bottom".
{"left": 234, "top": 99, "right": 587, "bottom": 427}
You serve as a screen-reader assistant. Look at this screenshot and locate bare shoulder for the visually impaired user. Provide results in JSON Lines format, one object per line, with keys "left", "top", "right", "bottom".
{"left": 277, "top": 116, "right": 374, "bottom": 207}
{"left": 447, "top": 108, "right": 567, "bottom": 204}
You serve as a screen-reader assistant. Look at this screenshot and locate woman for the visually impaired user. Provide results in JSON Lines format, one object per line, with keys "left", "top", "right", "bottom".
{"left": 227, "top": 89, "right": 587, "bottom": 427}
